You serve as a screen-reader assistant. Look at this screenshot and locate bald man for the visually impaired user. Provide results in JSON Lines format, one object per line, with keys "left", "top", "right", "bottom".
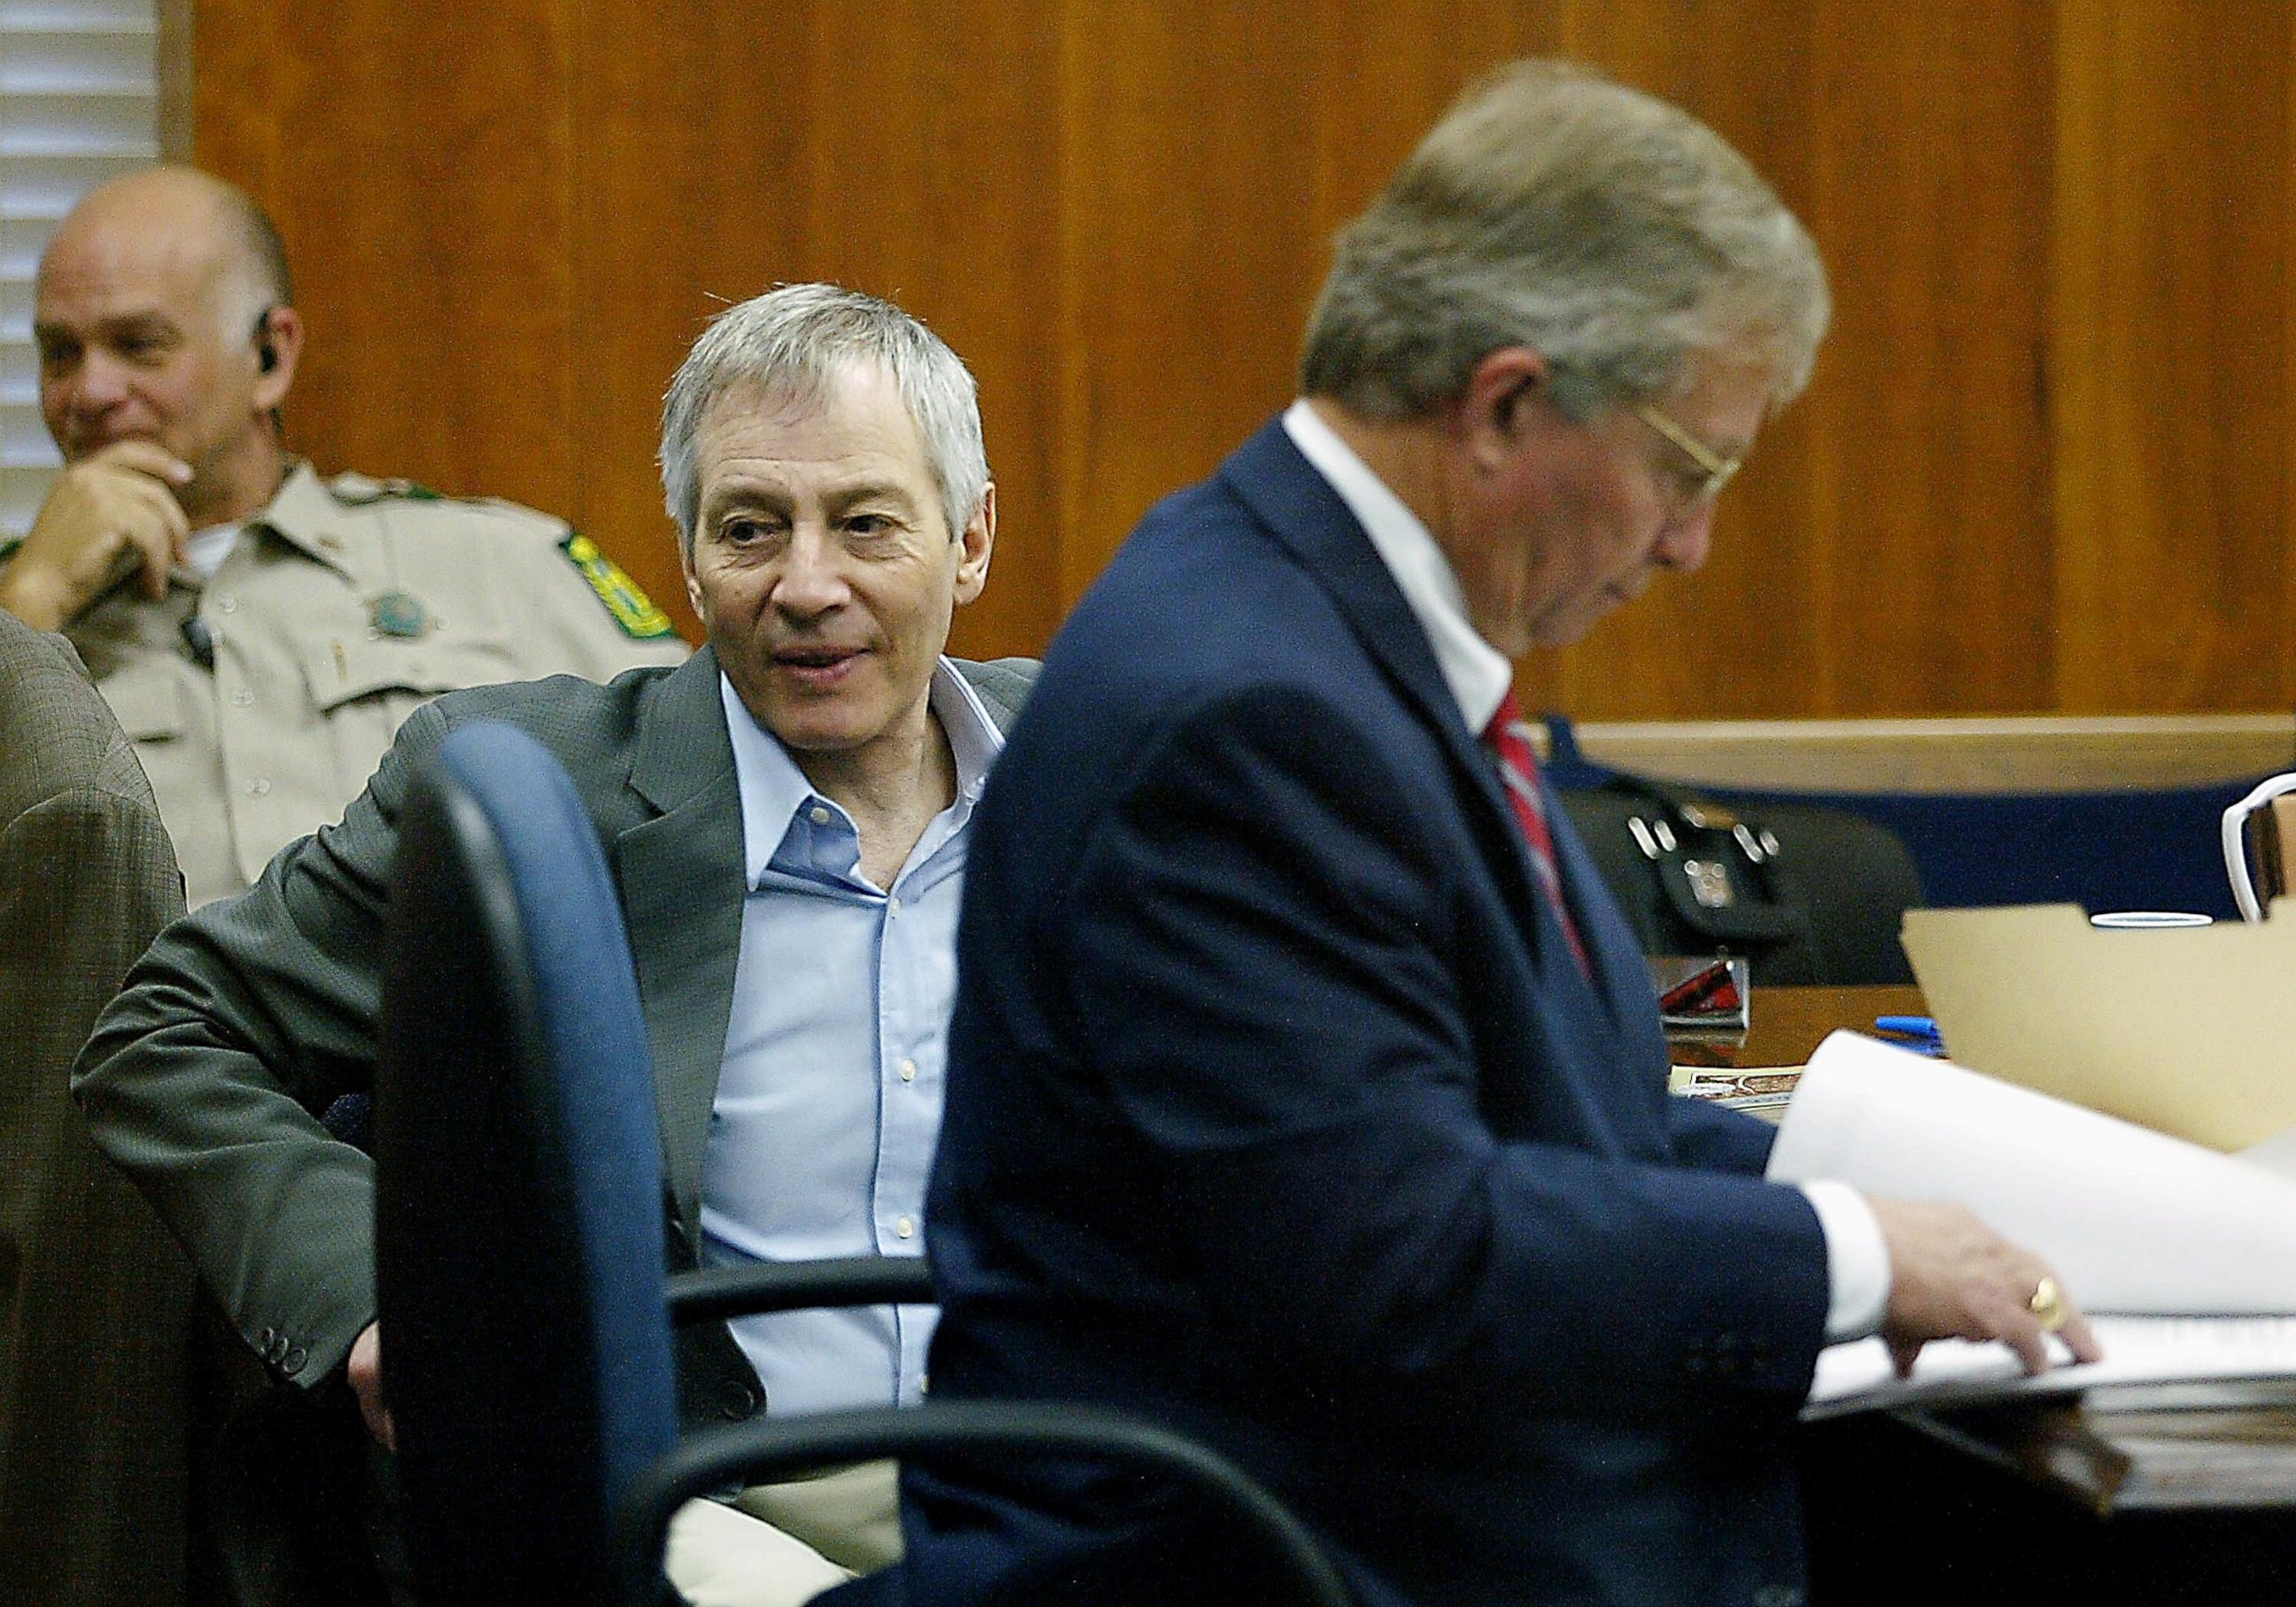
{"left": 2, "top": 166, "right": 686, "bottom": 906}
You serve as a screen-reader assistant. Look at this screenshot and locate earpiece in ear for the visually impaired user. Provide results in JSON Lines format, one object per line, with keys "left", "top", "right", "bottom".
{"left": 252, "top": 307, "right": 279, "bottom": 373}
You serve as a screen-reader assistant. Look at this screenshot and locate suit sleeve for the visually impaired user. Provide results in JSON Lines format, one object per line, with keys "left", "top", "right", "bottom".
{"left": 1053, "top": 686, "right": 1828, "bottom": 1421}
{"left": 72, "top": 697, "right": 458, "bottom": 1387}
{"left": 1666, "top": 1091, "right": 1780, "bottom": 1173}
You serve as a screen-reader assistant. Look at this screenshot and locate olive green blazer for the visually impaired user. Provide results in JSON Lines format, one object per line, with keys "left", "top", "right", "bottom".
{"left": 0, "top": 611, "right": 191, "bottom": 1607}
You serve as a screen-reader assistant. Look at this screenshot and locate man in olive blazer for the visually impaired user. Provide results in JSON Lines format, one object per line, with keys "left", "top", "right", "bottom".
{"left": 76, "top": 283, "right": 1035, "bottom": 1603}
{"left": 0, "top": 609, "right": 191, "bottom": 1607}
{"left": 74, "top": 645, "right": 1031, "bottom": 1422}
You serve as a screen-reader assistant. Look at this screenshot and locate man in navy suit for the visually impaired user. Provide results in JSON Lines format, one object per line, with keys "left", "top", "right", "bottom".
{"left": 908, "top": 60, "right": 2097, "bottom": 1606}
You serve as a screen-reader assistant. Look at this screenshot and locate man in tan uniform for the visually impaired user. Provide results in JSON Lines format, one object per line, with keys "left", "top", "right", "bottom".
{"left": 1, "top": 165, "right": 686, "bottom": 905}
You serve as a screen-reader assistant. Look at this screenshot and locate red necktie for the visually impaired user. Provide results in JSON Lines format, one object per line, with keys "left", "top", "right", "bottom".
{"left": 1484, "top": 692, "right": 1592, "bottom": 976}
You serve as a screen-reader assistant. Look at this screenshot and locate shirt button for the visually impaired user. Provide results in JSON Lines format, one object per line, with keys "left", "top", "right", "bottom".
{"left": 888, "top": 897, "right": 903, "bottom": 918}
{"left": 229, "top": 688, "right": 254, "bottom": 707}
{"left": 217, "top": 595, "right": 238, "bottom": 614}
{"left": 895, "top": 1216, "right": 915, "bottom": 1240}
{"left": 809, "top": 804, "right": 831, "bottom": 826}
{"left": 245, "top": 778, "right": 272, "bottom": 796}
{"left": 899, "top": 1058, "right": 918, "bottom": 1083}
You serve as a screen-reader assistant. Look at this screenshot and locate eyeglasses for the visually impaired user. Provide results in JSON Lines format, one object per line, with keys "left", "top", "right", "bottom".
{"left": 1630, "top": 400, "right": 1744, "bottom": 515}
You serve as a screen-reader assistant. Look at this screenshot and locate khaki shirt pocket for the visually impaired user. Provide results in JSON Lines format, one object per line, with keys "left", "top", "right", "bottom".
{"left": 102, "top": 668, "right": 190, "bottom": 744}
{"left": 303, "top": 636, "right": 525, "bottom": 718}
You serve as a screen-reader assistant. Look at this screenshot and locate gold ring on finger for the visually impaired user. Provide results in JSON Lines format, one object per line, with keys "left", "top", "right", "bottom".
{"left": 2028, "top": 1276, "right": 2067, "bottom": 1332}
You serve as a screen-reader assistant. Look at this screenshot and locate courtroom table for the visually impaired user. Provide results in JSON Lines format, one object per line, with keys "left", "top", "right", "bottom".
{"left": 1710, "top": 989, "right": 2296, "bottom": 1603}
{"left": 1668, "top": 982, "right": 1923, "bottom": 1076}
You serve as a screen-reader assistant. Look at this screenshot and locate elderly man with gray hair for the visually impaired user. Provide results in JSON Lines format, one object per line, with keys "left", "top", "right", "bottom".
{"left": 908, "top": 60, "right": 2094, "bottom": 1606}
{"left": 76, "top": 282, "right": 1035, "bottom": 1604}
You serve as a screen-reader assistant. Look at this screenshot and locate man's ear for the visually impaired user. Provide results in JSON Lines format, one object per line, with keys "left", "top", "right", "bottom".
{"left": 952, "top": 483, "right": 996, "bottom": 607}
{"left": 252, "top": 305, "right": 304, "bottom": 409}
{"left": 1458, "top": 346, "right": 1551, "bottom": 467}
{"left": 681, "top": 543, "right": 707, "bottom": 621}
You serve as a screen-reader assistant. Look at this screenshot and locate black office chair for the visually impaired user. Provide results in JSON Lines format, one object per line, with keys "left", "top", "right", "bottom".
{"left": 370, "top": 720, "right": 1353, "bottom": 1606}
{"left": 1549, "top": 772, "right": 1927, "bottom": 986}
{"left": 1546, "top": 711, "right": 2273, "bottom": 931}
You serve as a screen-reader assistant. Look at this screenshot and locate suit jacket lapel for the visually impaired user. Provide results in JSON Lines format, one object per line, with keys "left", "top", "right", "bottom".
{"left": 1219, "top": 419, "right": 1632, "bottom": 1059}
{"left": 1544, "top": 770, "right": 1671, "bottom": 1055}
{"left": 614, "top": 647, "right": 745, "bottom": 1242}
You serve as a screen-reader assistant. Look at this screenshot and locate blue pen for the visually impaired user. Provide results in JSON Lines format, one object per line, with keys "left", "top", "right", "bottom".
{"left": 1873, "top": 1014, "right": 1944, "bottom": 1054}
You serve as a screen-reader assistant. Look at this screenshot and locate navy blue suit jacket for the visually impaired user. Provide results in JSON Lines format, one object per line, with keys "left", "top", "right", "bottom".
{"left": 910, "top": 419, "right": 1833, "bottom": 1606}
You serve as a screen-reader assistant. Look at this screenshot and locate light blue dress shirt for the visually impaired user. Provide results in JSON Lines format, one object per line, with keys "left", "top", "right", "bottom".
{"left": 702, "top": 661, "right": 1002, "bottom": 1417}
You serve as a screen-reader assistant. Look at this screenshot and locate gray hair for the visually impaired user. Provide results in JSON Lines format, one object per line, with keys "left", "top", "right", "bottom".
{"left": 213, "top": 182, "right": 293, "bottom": 330}
{"left": 660, "top": 283, "right": 989, "bottom": 555}
{"left": 1300, "top": 59, "right": 1829, "bottom": 422}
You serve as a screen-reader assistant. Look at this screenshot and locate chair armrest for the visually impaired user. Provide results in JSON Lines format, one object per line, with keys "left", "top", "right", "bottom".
{"left": 663, "top": 1256, "right": 935, "bottom": 1326}
{"left": 613, "top": 1401, "right": 1354, "bottom": 1607}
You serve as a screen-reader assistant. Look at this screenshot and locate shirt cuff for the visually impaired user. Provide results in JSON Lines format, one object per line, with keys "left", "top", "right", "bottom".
{"left": 1800, "top": 1180, "right": 1890, "bottom": 1342}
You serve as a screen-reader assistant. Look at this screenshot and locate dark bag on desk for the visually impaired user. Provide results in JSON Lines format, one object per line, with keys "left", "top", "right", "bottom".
{"left": 1557, "top": 777, "right": 1922, "bottom": 986}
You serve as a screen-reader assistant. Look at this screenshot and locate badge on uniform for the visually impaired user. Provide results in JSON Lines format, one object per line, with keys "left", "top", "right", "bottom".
{"left": 561, "top": 532, "right": 677, "bottom": 640}
{"left": 370, "top": 590, "right": 430, "bottom": 638}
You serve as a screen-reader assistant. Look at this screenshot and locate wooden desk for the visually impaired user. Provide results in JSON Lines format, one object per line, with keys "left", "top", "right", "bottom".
{"left": 1731, "top": 990, "right": 2296, "bottom": 1600}
{"left": 1667, "top": 983, "right": 1922, "bottom": 1070}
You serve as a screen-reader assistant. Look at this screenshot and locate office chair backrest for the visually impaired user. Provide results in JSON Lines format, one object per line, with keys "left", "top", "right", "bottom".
{"left": 375, "top": 720, "right": 678, "bottom": 1605}
{"left": 374, "top": 724, "right": 1358, "bottom": 1607}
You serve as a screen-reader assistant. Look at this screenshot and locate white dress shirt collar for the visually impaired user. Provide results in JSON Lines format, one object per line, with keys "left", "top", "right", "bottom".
{"left": 1282, "top": 399, "right": 1513, "bottom": 735}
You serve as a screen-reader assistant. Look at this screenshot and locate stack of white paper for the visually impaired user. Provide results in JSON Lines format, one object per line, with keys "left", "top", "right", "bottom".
{"left": 1769, "top": 1031, "right": 2296, "bottom": 1413}
{"left": 1805, "top": 1316, "right": 2296, "bottom": 1418}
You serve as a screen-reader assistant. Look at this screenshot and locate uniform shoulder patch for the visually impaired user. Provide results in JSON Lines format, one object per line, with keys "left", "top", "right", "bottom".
{"left": 561, "top": 532, "right": 677, "bottom": 639}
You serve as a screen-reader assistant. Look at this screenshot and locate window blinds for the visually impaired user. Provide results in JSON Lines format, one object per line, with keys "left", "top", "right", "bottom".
{"left": 1, "top": 0, "right": 162, "bottom": 540}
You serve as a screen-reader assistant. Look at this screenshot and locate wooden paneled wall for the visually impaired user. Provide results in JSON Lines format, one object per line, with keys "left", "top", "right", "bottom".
{"left": 189, "top": 1, "right": 2292, "bottom": 718}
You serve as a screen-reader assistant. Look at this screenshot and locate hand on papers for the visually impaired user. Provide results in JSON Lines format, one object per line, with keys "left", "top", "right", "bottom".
{"left": 1869, "top": 1198, "right": 2102, "bottom": 1378}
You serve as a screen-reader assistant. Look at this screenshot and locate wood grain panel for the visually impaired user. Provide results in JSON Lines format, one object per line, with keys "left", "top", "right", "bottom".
{"left": 796, "top": 4, "right": 1063, "bottom": 662}
{"left": 2053, "top": 0, "right": 2292, "bottom": 712}
{"left": 193, "top": 1, "right": 579, "bottom": 522}
{"left": 559, "top": 0, "right": 821, "bottom": 635}
{"left": 1802, "top": 0, "right": 2055, "bottom": 715}
{"left": 184, "top": 0, "right": 2296, "bottom": 718}
{"left": 1304, "top": 0, "right": 1545, "bottom": 243}
{"left": 1510, "top": 0, "right": 1834, "bottom": 719}
{"left": 562, "top": 2, "right": 1061, "bottom": 652}
{"left": 1055, "top": 2, "right": 1327, "bottom": 601}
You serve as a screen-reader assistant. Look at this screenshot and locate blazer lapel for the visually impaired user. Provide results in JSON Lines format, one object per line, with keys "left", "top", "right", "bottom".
{"left": 1219, "top": 419, "right": 1630, "bottom": 1060}
{"left": 614, "top": 647, "right": 746, "bottom": 1241}
{"left": 1544, "top": 770, "right": 1672, "bottom": 1061}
